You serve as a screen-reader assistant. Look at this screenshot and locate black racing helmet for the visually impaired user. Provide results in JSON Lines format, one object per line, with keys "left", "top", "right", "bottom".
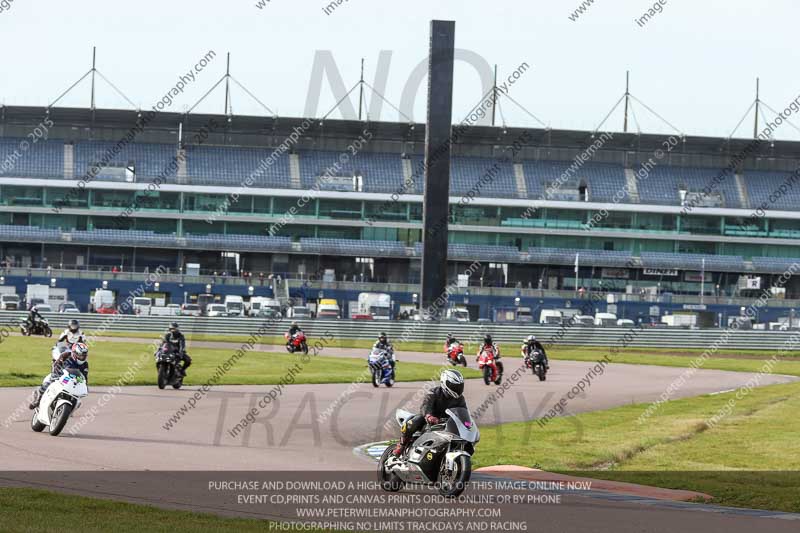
{"left": 170, "top": 322, "right": 179, "bottom": 332}
{"left": 484, "top": 334, "right": 493, "bottom": 345}
{"left": 68, "top": 319, "right": 80, "bottom": 333}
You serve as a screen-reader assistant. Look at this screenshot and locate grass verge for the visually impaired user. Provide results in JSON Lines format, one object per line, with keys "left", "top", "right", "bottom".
{"left": 473, "top": 381, "right": 800, "bottom": 513}
{"left": 0, "top": 487, "right": 338, "bottom": 533}
{"left": 0, "top": 337, "right": 481, "bottom": 387}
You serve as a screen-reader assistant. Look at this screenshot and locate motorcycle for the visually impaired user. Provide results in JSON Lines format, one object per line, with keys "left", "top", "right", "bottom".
{"left": 446, "top": 342, "right": 467, "bottom": 367}
{"left": 477, "top": 346, "right": 503, "bottom": 385}
{"left": 284, "top": 331, "right": 309, "bottom": 354}
{"left": 21, "top": 319, "right": 52, "bottom": 337}
{"left": 378, "top": 407, "right": 479, "bottom": 497}
{"left": 369, "top": 348, "right": 395, "bottom": 388}
{"left": 525, "top": 349, "right": 547, "bottom": 381}
{"left": 30, "top": 368, "right": 88, "bottom": 436}
{"left": 155, "top": 343, "right": 184, "bottom": 390}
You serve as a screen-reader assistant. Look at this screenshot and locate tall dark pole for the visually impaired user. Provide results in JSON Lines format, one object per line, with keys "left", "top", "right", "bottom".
{"left": 420, "top": 20, "right": 456, "bottom": 319}
{"left": 491, "top": 64, "right": 498, "bottom": 127}
{"left": 358, "top": 58, "right": 365, "bottom": 121}
{"left": 623, "top": 71, "right": 630, "bottom": 133}
{"left": 90, "top": 47, "right": 97, "bottom": 110}
{"left": 224, "top": 53, "right": 231, "bottom": 115}
{"left": 753, "top": 77, "right": 760, "bottom": 139}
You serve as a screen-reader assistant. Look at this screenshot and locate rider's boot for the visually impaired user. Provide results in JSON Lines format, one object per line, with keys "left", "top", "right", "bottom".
{"left": 28, "top": 389, "right": 42, "bottom": 410}
{"left": 392, "top": 434, "right": 412, "bottom": 458}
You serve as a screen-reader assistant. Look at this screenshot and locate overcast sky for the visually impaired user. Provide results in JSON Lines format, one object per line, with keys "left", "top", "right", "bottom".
{"left": 1, "top": 0, "right": 798, "bottom": 140}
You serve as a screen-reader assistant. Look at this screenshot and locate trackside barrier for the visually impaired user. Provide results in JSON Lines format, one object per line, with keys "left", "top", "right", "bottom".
{"left": 1, "top": 311, "right": 798, "bottom": 351}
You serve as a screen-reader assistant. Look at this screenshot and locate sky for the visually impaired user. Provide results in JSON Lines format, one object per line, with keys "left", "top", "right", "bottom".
{"left": 0, "top": 0, "right": 798, "bottom": 140}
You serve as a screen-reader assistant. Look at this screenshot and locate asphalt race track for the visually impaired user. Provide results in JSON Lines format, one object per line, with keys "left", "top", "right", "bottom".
{"left": 0, "top": 352, "right": 797, "bottom": 532}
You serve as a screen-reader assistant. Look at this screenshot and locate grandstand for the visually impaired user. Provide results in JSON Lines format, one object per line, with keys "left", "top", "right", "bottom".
{"left": 2, "top": 105, "right": 800, "bottom": 318}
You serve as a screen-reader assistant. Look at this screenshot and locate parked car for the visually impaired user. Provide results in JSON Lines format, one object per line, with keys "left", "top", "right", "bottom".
{"left": 206, "top": 304, "right": 228, "bottom": 317}
{"left": 35, "top": 304, "right": 53, "bottom": 313}
{"left": 58, "top": 302, "right": 80, "bottom": 313}
{"left": 180, "top": 303, "right": 201, "bottom": 317}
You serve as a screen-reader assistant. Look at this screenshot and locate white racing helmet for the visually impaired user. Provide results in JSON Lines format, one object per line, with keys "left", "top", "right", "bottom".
{"left": 440, "top": 369, "right": 465, "bottom": 398}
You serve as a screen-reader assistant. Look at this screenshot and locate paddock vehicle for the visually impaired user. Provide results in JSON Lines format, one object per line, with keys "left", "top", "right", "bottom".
{"left": 476, "top": 346, "right": 502, "bottom": 385}
{"left": 446, "top": 342, "right": 467, "bottom": 367}
{"left": 284, "top": 331, "right": 309, "bottom": 354}
{"left": 31, "top": 369, "right": 88, "bottom": 436}
{"left": 368, "top": 348, "right": 395, "bottom": 387}
{"left": 154, "top": 342, "right": 184, "bottom": 390}
{"left": 379, "top": 407, "right": 478, "bottom": 497}
{"left": 21, "top": 318, "right": 52, "bottom": 337}
{"left": 525, "top": 349, "right": 547, "bottom": 381}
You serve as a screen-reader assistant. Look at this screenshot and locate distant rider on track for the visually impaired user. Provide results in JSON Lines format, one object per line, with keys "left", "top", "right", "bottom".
{"left": 373, "top": 332, "right": 397, "bottom": 370}
{"left": 162, "top": 322, "right": 191, "bottom": 377}
{"left": 521, "top": 335, "right": 549, "bottom": 369}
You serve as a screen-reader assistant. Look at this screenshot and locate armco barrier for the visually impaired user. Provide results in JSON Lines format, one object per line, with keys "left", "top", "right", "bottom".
{"left": 1, "top": 311, "right": 798, "bottom": 351}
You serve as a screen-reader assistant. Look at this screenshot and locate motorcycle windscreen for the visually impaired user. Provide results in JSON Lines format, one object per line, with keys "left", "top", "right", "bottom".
{"left": 368, "top": 350, "right": 387, "bottom": 363}
{"left": 444, "top": 407, "right": 479, "bottom": 443}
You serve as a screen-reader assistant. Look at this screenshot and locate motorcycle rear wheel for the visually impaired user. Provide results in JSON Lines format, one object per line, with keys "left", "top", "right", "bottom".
{"left": 378, "top": 446, "right": 404, "bottom": 492}
{"left": 44, "top": 325, "right": 52, "bottom": 337}
{"left": 438, "top": 455, "right": 472, "bottom": 497}
{"left": 49, "top": 403, "right": 73, "bottom": 436}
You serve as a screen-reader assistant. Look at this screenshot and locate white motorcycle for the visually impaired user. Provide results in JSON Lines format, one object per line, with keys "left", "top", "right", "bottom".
{"left": 31, "top": 368, "right": 88, "bottom": 436}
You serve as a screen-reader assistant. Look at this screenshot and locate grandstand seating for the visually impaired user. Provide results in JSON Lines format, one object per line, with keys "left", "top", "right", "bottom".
{"left": 522, "top": 161, "right": 628, "bottom": 203}
{"left": 742, "top": 171, "right": 800, "bottom": 210}
{"left": 640, "top": 252, "right": 744, "bottom": 272}
{"left": 185, "top": 145, "right": 291, "bottom": 187}
{"left": 751, "top": 256, "right": 800, "bottom": 274}
{"left": 185, "top": 233, "right": 293, "bottom": 252}
{"left": 638, "top": 166, "right": 743, "bottom": 208}
{"left": 74, "top": 142, "right": 178, "bottom": 180}
{"left": 0, "top": 138, "right": 64, "bottom": 178}
{"left": 527, "top": 247, "right": 633, "bottom": 268}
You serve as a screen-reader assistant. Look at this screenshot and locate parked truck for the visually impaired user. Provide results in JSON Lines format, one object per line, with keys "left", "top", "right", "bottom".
{"left": 133, "top": 297, "right": 153, "bottom": 315}
{"left": 317, "top": 298, "right": 340, "bottom": 319}
{"left": 92, "top": 289, "right": 117, "bottom": 314}
{"left": 25, "top": 284, "right": 50, "bottom": 310}
{"left": 357, "top": 293, "right": 392, "bottom": 320}
{"left": 224, "top": 295, "right": 245, "bottom": 317}
{"left": 445, "top": 305, "right": 470, "bottom": 322}
{"left": 0, "top": 287, "right": 20, "bottom": 310}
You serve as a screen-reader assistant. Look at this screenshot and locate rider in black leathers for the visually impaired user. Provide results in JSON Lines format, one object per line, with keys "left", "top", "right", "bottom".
{"left": 25, "top": 306, "right": 44, "bottom": 332}
{"left": 162, "top": 322, "right": 192, "bottom": 376}
{"left": 373, "top": 332, "right": 396, "bottom": 370}
{"left": 392, "top": 369, "right": 467, "bottom": 457}
{"left": 522, "top": 335, "right": 549, "bottom": 369}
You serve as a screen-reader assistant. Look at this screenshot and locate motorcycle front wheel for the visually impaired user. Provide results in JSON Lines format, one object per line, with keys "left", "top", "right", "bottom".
{"left": 482, "top": 366, "right": 491, "bottom": 385}
{"left": 438, "top": 454, "right": 472, "bottom": 497}
{"left": 49, "top": 403, "right": 73, "bottom": 436}
{"left": 44, "top": 325, "right": 52, "bottom": 337}
{"left": 378, "top": 445, "right": 404, "bottom": 492}
{"left": 302, "top": 342, "right": 308, "bottom": 355}
{"left": 157, "top": 365, "right": 169, "bottom": 389}
{"left": 371, "top": 368, "right": 381, "bottom": 388}
{"left": 459, "top": 355, "right": 467, "bottom": 367}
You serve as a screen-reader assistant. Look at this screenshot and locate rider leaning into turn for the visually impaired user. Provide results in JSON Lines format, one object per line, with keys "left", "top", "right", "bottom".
{"left": 58, "top": 319, "right": 87, "bottom": 347}
{"left": 392, "top": 369, "right": 467, "bottom": 457}
{"left": 163, "top": 322, "right": 192, "bottom": 377}
{"left": 444, "top": 333, "right": 460, "bottom": 354}
{"left": 477, "top": 334, "right": 504, "bottom": 375}
{"left": 30, "top": 342, "right": 89, "bottom": 409}
{"left": 373, "top": 332, "right": 397, "bottom": 369}
{"left": 521, "top": 335, "right": 549, "bottom": 369}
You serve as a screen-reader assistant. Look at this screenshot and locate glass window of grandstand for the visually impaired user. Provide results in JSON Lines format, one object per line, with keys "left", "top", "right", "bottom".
{"left": 253, "top": 196, "right": 271, "bottom": 215}
{"left": 680, "top": 215, "right": 720, "bottom": 235}
{"left": 499, "top": 206, "right": 540, "bottom": 226}
{"left": 92, "top": 190, "right": 135, "bottom": 210}
{"left": 273, "top": 197, "right": 316, "bottom": 218}
{"left": 318, "top": 199, "right": 362, "bottom": 220}
{"left": 541, "top": 209, "right": 584, "bottom": 230}
{"left": 184, "top": 193, "right": 235, "bottom": 214}
{"left": 409, "top": 203, "right": 423, "bottom": 222}
{"left": 47, "top": 187, "right": 88, "bottom": 209}
{"left": 105, "top": 217, "right": 176, "bottom": 235}
{"left": 635, "top": 212, "right": 676, "bottom": 232}
{"left": 363, "top": 226, "right": 399, "bottom": 242}
{"left": 184, "top": 220, "right": 223, "bottom": 236}
{"left": 724, "top": 216, "right": 766, "bottom": 236}
{"left": 364, "top": 200, "right": 407, "bottom": 223}
{"left": 226, "top": 222, "right": 270, "bottom": 236}
{"left": 769, "top": 219, "right": 800, "bottom": 239}
{"left": 40, "top": 214, "right": 84, "bottom": 231}
{"left": 0, "top": 185, "right": 44, "bottom": 206}
{"left": 130, "top": 190, "right": 180, "bottom": 212}
{"left": 588, "top": 211, "right": 631, "bottom": 230}
{"left": 451, "top": 205, "right": 498, "bottom": 226}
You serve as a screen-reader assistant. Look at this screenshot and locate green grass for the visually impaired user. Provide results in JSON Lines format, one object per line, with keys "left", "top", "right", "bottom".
{"left": 0, "top": 336, "right": 480, "bottom": 387}
{"left": 473, "top": 381, "right": 800, "bottom": 513}
{"left": 0, "top": 487, "right": 340, "bottom": 533}
{"left": 550, "top": 348, "right": 800, "bottom": 377}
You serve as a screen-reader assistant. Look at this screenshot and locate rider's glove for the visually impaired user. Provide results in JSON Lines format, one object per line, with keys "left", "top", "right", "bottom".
{"left": 425, "top": 414, "right": 440, "bottom": 425}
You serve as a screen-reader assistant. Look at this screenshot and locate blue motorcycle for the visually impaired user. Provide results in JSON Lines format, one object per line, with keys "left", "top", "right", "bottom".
{"left": 369, "top": 348, "right": 395, "bottom": 388}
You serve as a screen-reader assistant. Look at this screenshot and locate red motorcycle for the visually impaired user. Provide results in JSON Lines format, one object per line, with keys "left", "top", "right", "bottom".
{"left": 284, "top": 331, "right": 309, "bottom": 354}
{"left": 446, "top": 342, "right": 467, "bottom": 367}
{"left": 477, "top": 345, "right": 503, "bottom": 385}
